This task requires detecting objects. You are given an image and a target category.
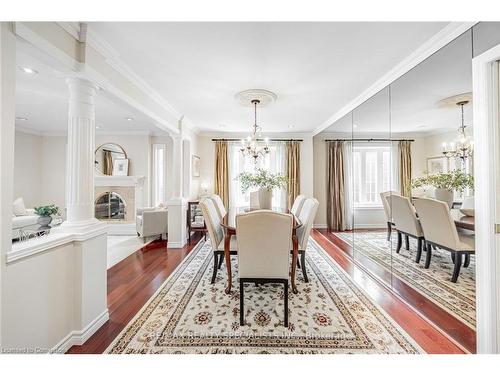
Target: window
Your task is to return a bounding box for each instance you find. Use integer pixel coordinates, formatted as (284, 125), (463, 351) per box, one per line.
(152, 144), (166, 206)
(352, 144), (392, 207)
(229, 142), (286, 208)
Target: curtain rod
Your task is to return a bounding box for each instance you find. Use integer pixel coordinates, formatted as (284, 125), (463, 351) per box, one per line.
(211, 138), (303, 142)
(324, 138), (414, 142)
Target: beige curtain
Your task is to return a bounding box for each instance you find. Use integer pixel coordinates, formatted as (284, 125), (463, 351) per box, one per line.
(103, 150), (113, 176)
(286, 141), (301, 209)
(399, 140), (412, 198)
(327, 141), (345, 231)
(214, 140), (229, 209)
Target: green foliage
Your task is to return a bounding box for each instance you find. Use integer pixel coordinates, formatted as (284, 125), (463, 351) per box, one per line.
(411, 170), (474, 193)
(237, 168), (288, 193)
(34, 204), (60, 217)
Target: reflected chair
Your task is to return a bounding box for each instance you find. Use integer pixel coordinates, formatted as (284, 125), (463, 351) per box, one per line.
(294, 197), (319, 282)
(414, 198), (475, 283)
(391, 195), (425, 263)
(236, 210), (293, 327)
(200, 198), (237, 284)
(380, 191), (399, 241)
(290, 195), (306, 217)
(210, 194), (227, 220)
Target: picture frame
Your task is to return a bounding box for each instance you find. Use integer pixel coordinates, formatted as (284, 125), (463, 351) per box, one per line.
(113, 158), (129, 176)
(192, 155), (200, 177)
(426, 156), (448, 175)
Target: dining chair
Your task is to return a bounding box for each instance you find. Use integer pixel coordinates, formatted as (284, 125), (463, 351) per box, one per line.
(380, 191), (399, 241)
(236, 210), (293, 327)
(391, 195), (424, 263)
(290, 195), (306, 217)
(414, 198), (475, 283)
(210, 194), (227, 220)
(199, 198), (237, 284)
(295, 197), (319, 282)
(249, 191), (260, 208)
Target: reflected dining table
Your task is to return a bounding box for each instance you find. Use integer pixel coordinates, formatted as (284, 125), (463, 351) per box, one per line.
(450, 209), (475, 231)
(221, 207), (302, 295)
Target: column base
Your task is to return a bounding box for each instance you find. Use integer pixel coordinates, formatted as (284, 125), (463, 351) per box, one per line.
(167, 197), (188, 248)
(54, 218), (108, 241)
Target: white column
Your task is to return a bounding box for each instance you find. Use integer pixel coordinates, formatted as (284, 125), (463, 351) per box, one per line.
(61, 77), (103, 232)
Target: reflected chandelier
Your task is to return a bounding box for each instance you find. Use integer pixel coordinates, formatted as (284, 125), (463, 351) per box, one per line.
(442, 100), (474, 162)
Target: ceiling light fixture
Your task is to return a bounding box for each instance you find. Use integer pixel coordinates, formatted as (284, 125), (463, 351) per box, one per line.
(20, 67), (38, 74)
(16, 116), (28, 121)
(240, 99), (270, 163)
(125, 117), (134, 121)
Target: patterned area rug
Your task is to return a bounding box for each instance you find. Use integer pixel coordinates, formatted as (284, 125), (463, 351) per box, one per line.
(334, 232), (476, 329)
(106, 238), (423, 354)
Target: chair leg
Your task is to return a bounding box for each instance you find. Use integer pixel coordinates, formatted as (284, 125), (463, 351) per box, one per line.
(463, 253), (470, 268)
(297, 256), (301, 269)
(217, 252), (224, 269)
(424, 242), (432, 269)
(415, 238), (423, 263)
(301, 251), (309, 283)
(451, 252), (456, 263)
(211, 253), (219, 284)
(405, 235), (410, 250)
(396, 231), (402, 253)
(387, 222), (392, 241)
(451, 253), (463, 283)
(284, 281), (289, 327)
(239, 280), (245, 326)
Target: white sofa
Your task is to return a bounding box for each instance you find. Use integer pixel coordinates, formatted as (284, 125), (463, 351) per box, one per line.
(12, 208), (39, 239)
(136, 207), (168, 243)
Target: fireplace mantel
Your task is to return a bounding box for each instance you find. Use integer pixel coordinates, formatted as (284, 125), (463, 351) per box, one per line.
(94, 175), (145, 187)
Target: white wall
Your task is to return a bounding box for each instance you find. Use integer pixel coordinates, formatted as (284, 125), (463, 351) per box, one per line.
(13, 131), (42, 208)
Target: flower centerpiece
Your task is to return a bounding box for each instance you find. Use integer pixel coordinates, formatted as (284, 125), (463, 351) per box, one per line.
(411, 170), (474, 208)
(34, 204), (60, 228)
(237, 168), (287, 209)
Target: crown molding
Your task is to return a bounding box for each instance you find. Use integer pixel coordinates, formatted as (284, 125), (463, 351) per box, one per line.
(312, 22), (477, 136)
(198, 130), (312, 138)
(57, 22), (81, 41)
(96, 129), (152, 136)
(15, 125), (43, 136)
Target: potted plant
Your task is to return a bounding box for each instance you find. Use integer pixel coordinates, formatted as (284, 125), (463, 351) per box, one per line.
(34, 204), (60, 228)
(411, 170), (474, 208)
(237, 169), (287, 209)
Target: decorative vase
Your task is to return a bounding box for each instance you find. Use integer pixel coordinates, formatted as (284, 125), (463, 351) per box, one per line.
(434, 188), (454, 209)
(37, 215), (52, 228)
(258, 188), (273, 209)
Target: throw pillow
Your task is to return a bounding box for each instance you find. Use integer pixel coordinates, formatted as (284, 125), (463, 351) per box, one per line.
(13, 197), (27, 216)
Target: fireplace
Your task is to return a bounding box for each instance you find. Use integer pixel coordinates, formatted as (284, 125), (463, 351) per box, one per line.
(95, 192), (126, 221)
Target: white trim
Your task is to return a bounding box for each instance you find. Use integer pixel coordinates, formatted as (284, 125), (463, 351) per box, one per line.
(353, 224), (385, 229)
(472, 42), (500, 354)
(51, 309), (109, 353)
(14, 125), (43, 136)
(312, 22), (477, 135)
(106, 223), (136, 236)
(313, 224), (327, 229)
(56, 22), (81, 41)
(94, 175), (146, 187)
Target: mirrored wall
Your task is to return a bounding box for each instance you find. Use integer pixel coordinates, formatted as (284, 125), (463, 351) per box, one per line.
(317, 22), (500, 351)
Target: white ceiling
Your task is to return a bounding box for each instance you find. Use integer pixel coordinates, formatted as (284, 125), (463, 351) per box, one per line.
(88, 22), (450, 134)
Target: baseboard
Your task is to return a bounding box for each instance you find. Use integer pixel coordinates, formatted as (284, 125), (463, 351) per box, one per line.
(52, 309), (109, 353)
(354, 224), (386, 229)
(313, 224), (327, 229)
(107, 223), (136, 235)
(168, 240), (185, 248)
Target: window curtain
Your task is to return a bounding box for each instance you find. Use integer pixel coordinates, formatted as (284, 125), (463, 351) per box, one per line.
(343, 141), (353, 230)
(286, 141), (300, 210)
(327, 141), (346, 231)
(398, 140), (412, 198)
(103, 150), (113, 175)
(214, 140), (229, 209)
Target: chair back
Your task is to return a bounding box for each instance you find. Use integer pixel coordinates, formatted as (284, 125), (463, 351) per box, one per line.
(290, 195), (306, 217)
(199, 198), (224, 250)
(414, 198), (460, 250)
(236, 210), (292, 279)
(249, 191), (260, 208)
(380, 191), (399, 222)
(210, 194), (227, 220)
(297, 198), (319, 250)
(391, 195), (422, 237)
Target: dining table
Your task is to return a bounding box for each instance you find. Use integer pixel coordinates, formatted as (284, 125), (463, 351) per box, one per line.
(450, 209), (475, 231)
(220, 206), (302, 295)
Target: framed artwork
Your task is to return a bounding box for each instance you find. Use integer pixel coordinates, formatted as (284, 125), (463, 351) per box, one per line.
(192, 155), (200, 177)
(113, 158), (129, 176)
(427, 156), (448, 175)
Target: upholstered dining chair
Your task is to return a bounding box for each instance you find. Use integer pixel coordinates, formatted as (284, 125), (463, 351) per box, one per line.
(294, 197), (319, 283)
(414, 198), (475, 283)
(380, 191), (399, 241)
(210, 194), (227, 220)
(290, 194), (306, 217)
(249, 191), (260, 208)
(199, 198), (237, 284)
(236, 210), (293, 327)
(391, 195), (424, 263)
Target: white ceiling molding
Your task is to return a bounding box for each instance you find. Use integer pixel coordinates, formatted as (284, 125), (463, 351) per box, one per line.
(198, 130), (312, 138)
(57, 22), (81, 41)
(15, 125), (43, 136)
(312, 21), (477, 136)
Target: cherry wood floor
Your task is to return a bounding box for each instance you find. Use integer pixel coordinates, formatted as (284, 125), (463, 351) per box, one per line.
(68, 230), (470, 354)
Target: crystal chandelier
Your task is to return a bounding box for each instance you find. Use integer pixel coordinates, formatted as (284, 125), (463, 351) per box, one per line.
(442, 100), (473, 163)
(240, 99), (270, 162)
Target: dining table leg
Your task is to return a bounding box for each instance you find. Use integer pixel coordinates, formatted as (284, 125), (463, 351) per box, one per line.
(291, 233), (299, 294)
(224, 232), (233, 294)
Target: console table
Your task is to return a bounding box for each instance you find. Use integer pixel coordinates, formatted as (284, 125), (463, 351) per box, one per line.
(187, 200), (207, 244)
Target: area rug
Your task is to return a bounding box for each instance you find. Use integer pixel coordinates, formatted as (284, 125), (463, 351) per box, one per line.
(334, 231), (476, 330)
(106, 237), (423, 354)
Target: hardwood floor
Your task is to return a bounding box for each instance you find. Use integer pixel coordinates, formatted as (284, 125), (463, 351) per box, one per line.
(68, 229), (469, 354)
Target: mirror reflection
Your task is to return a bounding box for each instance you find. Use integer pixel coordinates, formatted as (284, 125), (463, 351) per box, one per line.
(95, 143), (127, 176)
